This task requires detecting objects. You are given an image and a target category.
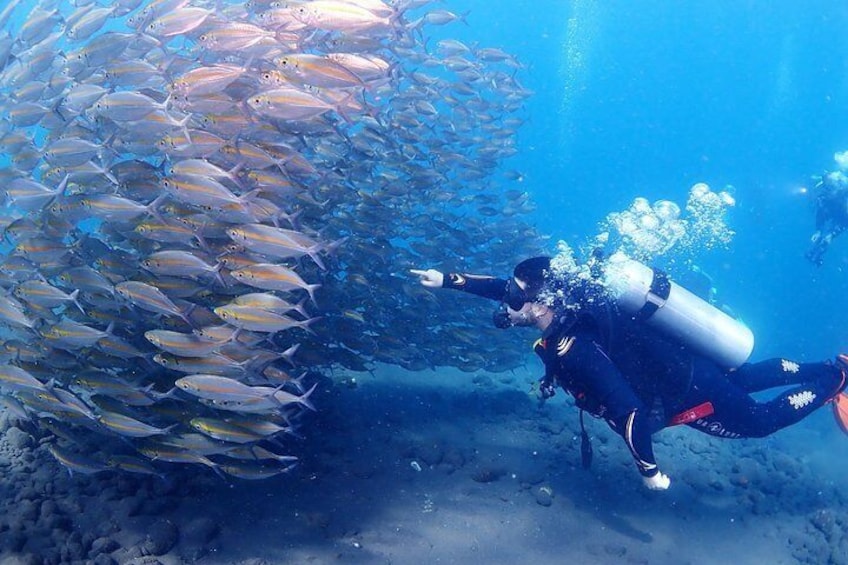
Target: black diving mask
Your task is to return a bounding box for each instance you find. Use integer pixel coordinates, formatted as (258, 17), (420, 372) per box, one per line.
(503, 278), (528, 311)
(494, 278), (530, 329)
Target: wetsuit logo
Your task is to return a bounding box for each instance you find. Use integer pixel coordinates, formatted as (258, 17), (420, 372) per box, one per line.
(693, 418), (742, 439)
(556, 336), (575, 357)
(781, 359), (800, 373)
(788, 390), (816, 410)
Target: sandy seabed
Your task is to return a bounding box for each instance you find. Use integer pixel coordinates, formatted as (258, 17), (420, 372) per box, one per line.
(1, 364), (847, 565)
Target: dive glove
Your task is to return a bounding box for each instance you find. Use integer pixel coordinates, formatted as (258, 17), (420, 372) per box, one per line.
(642, 471), (671, 491)
(410, 269), (444, 288)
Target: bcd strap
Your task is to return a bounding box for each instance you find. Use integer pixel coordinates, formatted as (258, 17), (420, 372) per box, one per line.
(579, 409), (593, 469)
(634, 268), (671, 322)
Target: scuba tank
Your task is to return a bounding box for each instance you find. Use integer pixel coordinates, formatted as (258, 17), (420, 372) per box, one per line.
(605, 258), (754, 369)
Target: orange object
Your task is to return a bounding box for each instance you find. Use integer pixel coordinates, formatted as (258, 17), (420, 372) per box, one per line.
(833, 393), (848, 435)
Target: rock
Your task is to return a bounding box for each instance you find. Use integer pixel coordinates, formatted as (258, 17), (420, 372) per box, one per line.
(417, 442), (444, 467)
(4, 427), (33, 450)
(471, 374), (493, 387)
(182, 517), (219, 546)
(61, 540), (85, 562)
(18, 499), (39, 522)
(17, 487), (38, 502)
(39, 500), (57, 521)
(604, 544), (627, 557)
(115, 495), (143, 518)
(471, 466), (506, 483)
(0, 553), (41, 565)
(535, 486), (554, 507)
(123, 557), (164, 565)
(143, 520), (179, 556)
(90, 536), (121, 555)
(811, 509), (836, 540)
(442, 448), (465, 469)
(5, 530), (27, 552)
(92, 554), (118, 565)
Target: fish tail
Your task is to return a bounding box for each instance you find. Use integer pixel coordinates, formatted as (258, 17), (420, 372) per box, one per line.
(298, 316), (321, 336)
(306, 244), (326, 270)
(294, 297), (310, 320)
(212, 262), (228, 288)
(290, 370), (309, 394)
(69, 289), (86, 316)
(281, 343), (300, 367)
(305, 283), (321, 305)
(297, 381), (318, 411)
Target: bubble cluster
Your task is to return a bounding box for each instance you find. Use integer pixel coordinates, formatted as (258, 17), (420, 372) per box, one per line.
(834, 150), (848, 170)
(547, 183), (736, 305)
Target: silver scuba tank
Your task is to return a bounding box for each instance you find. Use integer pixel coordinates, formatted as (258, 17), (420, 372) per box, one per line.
(605, 258), (754, 369)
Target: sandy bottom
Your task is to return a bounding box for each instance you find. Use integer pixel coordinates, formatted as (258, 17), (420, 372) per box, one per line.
(1, 364), (847, 564)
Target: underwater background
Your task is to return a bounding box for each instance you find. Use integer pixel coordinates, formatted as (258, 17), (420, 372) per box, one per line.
(1, 0), (848, 564)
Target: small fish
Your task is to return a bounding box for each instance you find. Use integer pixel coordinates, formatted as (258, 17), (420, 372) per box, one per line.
(145, 7), (213, 38)
(141, 250), (223, 284)
(229, 263), (320, 303)
(218, 461), (296, 480)
(214, 304), (318, 334)
(115, 281), (192, 325)
(94, 91), (171, 122)
(0, 364), (48, 392)
(98, 410), (176, 438)
(226, 223), (327, 269)
(246, 87), (336, 121)
(47, 444), (108, 476)
(41, 318), (111, 349)
(190, 417), (266, 444)
(171, 64), (246, 97)
(175, 374), (276, 402)
(13, 281), (85, 313)
(144, 329), (228, 357)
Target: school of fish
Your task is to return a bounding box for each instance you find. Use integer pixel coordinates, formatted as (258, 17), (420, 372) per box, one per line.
(0, 0), (543, 479)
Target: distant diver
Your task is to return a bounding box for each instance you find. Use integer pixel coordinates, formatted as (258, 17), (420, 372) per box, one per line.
(806, 170), (848, 266)
(411, 255), (848, 491)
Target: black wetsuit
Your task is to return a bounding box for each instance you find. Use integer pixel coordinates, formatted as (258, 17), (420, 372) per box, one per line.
(443, 272), (847, 479)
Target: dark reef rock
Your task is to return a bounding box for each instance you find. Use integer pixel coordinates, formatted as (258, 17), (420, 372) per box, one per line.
(142, 519), (179, 556)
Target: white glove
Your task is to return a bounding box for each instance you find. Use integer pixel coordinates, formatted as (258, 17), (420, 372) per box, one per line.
(642, 471), (671, 491)
(409, 269), (444, 288)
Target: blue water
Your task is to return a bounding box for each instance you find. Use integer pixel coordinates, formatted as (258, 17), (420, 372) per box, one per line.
(433, 1), (848, 364)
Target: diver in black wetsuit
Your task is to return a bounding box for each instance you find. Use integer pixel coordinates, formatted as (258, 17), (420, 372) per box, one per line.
(411, 257), (848, 491)
(807, 171), (848, 266)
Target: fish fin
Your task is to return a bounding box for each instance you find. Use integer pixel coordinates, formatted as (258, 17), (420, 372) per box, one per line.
(69, 289), (86, 315)
(296, 382), (318, 412)
(305, 283), (321, 306)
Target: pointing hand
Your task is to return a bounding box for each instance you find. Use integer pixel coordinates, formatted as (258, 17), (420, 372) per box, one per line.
(410, 269), (444, 288)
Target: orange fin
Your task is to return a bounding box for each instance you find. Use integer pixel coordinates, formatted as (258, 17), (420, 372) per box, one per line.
(833, 393), (848, 436)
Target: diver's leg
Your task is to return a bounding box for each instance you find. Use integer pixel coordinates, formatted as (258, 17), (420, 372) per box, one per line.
(698, 365), (846, 438)
(732, 359), (843, 394)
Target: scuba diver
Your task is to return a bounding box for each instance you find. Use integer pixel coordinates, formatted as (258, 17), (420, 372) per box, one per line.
(806, 170), (848, 266)
(411, 256), (848, 491)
